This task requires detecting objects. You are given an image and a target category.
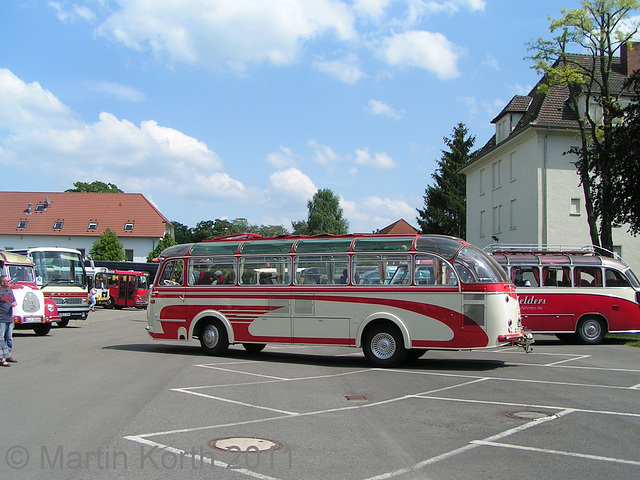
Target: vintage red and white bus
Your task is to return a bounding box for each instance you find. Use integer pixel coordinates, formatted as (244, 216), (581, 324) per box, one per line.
(489, 245), (640, 344)
(105, 269), (150, 309)
(147, 234), (532, 366)
(0, 251), (58, 336)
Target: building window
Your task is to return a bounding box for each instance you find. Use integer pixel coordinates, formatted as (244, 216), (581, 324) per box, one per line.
(509, 152), (516, 182)
(124, 222), (134, 231)
(510, 199), (516, 230)
(480, 210), (485, 238)
(88, 222), (98, 230)
(17, 221), (28, 229)
(492, 160), (501, 189)
(570, 198), (581, 216)
(35, 204), (46, 212)
(492, 205), (502, 234)
(53, 221), (63, 230)
(125, 249), (134, 261)
(479, 168), (485, 196)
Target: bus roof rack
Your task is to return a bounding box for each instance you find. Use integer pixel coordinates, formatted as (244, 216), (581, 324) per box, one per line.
(484, 243), (627, 266)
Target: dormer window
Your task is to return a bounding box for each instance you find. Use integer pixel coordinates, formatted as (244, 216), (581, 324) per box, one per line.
(35, 204), (46, 212)
(88, 222), (98, 230)
(53, 221), (63, 230)
(17, 221), (27, 229)
(124, 222), (134, 231)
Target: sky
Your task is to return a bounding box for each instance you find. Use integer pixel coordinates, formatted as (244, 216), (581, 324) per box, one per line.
(0, 0), (615, 234)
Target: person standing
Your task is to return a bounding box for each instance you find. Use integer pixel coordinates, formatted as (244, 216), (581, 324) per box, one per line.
(0, 274), (18, 364)
(88, 284), (97, 312)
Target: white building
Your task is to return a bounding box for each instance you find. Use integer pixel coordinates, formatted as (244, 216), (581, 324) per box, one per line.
(460, 43), (640, 274)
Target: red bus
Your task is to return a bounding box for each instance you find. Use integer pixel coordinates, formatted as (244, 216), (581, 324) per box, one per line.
(147, 234), (532, 366)
(490, 245), (640, 344)
(105, 270), (150, 309)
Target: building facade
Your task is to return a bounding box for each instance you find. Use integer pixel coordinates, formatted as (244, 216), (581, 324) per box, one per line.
(460, 43), (640, 273)
(0, 192), (172, 262)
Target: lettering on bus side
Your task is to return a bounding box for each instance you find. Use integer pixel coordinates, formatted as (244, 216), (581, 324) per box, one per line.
(519, 296), (547, 305)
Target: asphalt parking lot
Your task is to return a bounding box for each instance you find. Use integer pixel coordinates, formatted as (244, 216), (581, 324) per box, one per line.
(3, 308), (640, 479)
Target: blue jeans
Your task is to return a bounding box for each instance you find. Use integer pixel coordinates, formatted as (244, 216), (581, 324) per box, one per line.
(0, 322), (13, 354)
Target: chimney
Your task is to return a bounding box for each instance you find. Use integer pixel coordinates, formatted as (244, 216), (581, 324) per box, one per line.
(621, 42), (640, 76)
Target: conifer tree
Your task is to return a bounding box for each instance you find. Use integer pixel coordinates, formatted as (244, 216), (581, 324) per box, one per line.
(417, 123), (475, 238)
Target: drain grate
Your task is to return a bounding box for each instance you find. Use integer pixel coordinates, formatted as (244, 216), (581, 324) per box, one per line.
(346, 395), (368, 401)
(208, 437), (282, 453)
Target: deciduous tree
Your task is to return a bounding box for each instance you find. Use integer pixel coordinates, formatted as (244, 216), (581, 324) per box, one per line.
(90, 228), (125, 261)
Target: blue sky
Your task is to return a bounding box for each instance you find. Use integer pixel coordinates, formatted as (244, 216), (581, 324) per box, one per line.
(0, 0), (607, 233)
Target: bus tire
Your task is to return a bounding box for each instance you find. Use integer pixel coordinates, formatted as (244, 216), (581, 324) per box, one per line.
(57, 319), (69, 328)
(576, 316), (606, 345)
(33, 324), (51, 336)
(242, 343), (266, 353)
(107, 298), (116, 309)
(199, 320), (229, 356)
(363, 323), (407, 367)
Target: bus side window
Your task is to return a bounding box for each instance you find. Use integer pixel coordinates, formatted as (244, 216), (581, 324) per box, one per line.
(543, 267), (570, 287)
(512, 266), (540, 287)
(605, 269), (631, 288)
(575, 267), (602, 287)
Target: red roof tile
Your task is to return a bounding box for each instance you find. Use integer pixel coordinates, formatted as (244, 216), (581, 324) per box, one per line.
(0, 192), (170, 238)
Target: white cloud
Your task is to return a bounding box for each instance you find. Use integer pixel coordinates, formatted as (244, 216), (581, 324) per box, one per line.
(353, 0), (391, 20)
(308, 139), (341, 165)
(313, 54), (367, 83)
(0, 68), (79, 131)
(96, 0), (355, 71)
(265, 146), (297, 169)
(341, 195), (415, 233)
(354, 147), (397, 169)
(49, 2), (96, 24)
(379, 30), (462, 79)
(0, 68), (250, 206)
(482, 54), (499, 70)
(269, 168), (317, 200)
(367, 99), (404, 119)
(89, 81), (146, 102)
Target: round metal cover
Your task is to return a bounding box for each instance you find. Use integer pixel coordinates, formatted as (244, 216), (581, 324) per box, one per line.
(208, 437), (282, 453)
(501, 410), (552, 420)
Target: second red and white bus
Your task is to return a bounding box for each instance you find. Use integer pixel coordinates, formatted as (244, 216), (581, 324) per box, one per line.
(147, 234), (532, 366)
(489, 245), (640, 344)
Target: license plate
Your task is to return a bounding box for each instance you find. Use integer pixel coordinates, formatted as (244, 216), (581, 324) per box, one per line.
(60, 312), (71, 317)
(24, 316), (44, 324)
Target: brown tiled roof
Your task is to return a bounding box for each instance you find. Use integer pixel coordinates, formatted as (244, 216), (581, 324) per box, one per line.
(470, 52), (634, 165)
(378, 219), (419, 235)
(0, 192), (170, 238)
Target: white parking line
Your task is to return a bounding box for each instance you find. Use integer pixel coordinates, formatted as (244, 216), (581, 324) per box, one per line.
(473, 440), (640, 466)
(361, 409), (575, 480)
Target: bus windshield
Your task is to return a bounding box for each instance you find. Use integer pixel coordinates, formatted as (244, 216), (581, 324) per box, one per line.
(32, 251), (87, 289)
(454, 245), (507, 284)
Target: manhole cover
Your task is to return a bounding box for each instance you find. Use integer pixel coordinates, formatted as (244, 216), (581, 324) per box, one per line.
(501, 410), (553, 420)
(208, 437), (282, 453)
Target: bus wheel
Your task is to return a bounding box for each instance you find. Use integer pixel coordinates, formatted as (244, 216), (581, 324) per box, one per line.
(199, 320), (229, 356)
(576, 317), (606, 345)
(57, 319), (69, 328)
(242, 343), (266, 353)
(107, 298), (116, 309)
(33, 324), (51, 336)
(363, 323), (406, 367)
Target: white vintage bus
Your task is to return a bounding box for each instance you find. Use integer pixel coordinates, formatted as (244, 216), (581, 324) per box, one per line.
(489, 245), (640, 344)
(147, 234), (531, 366)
